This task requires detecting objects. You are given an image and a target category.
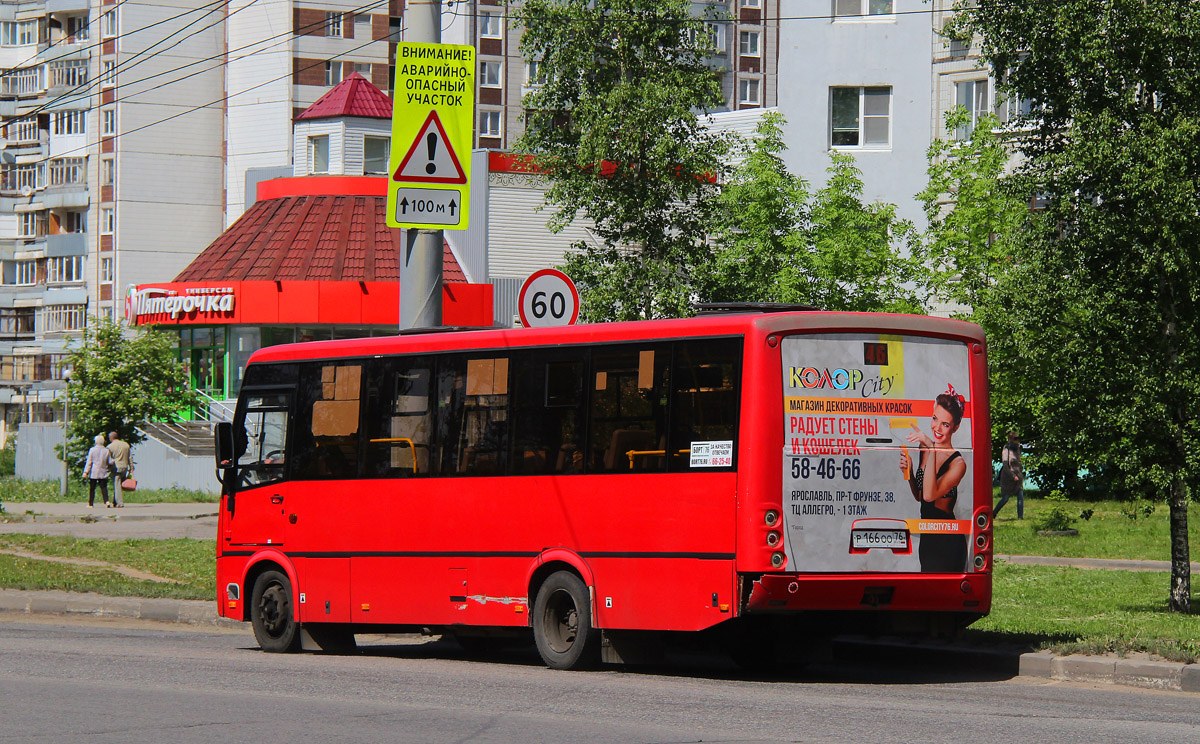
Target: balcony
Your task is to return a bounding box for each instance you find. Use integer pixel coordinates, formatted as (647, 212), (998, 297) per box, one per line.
(45, 233), (86, 257)
(47, 0), (90, 13)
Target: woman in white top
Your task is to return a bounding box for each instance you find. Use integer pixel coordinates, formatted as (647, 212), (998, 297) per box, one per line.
(83, 434), (114, 508)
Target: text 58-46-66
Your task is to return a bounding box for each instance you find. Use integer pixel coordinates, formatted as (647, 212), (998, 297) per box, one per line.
(791, 457), (860, 480)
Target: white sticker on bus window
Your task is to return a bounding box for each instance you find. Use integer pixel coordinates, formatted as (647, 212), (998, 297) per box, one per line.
(690, 440), (733, 468)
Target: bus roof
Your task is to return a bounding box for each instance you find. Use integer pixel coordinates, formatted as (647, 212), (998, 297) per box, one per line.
(247, 311), (985, 365)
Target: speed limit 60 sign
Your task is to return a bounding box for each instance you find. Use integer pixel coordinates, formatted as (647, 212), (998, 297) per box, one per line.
(518, 269), (579, 327)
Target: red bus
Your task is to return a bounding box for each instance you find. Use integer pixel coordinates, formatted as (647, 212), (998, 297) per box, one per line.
(214, 309), (992, 669)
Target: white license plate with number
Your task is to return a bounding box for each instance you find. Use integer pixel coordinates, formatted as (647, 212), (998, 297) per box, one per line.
(852, 529), (908, 550)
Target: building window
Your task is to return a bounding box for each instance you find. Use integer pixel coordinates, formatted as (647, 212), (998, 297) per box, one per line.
(101, 256), (113, 283)
(102, 59), (115, 88)
(834, 0), (893, 16)
(479, 110), (501, 138)
(354, 62), (372, 77)
(326, 11), (342, 37)
(480, 11), (502, 38)
(480, 60), (502, 87)
(49, 60), (88, 88)
(0, 308), (36, 337)
(102, 11), (117, 39)
(739, 30), (759, 56)
(43, 305), (86, 333)
(102, 108), (116, 135)
(5, 163), (43, 192)
(996, 90), (1034, 128)
(741, 0), (761, 6)
(1, 20), (38, 46)
(67, 15), (89, 42)
(308, 135), (330, 174)
(955, 79), (988, 140)
(9, 260), (37, 285)
(739, 78), (760, 105)
(830, 86), (891, 148)
(101, 207), (115, 234)
(324, 60), (343, 87)
(526, 60), (546, 87)
(8, 118), (38, 142)
(364, 136), (389, 175)
(1, 66), (40, 95)
(49, 158), (86, 186)
(63, 210), (86, 233)
(101, 157), (114, 186)
(52, 110), (85, 135)
(47, 256), (84, 284)
(17, 211), (45, 238)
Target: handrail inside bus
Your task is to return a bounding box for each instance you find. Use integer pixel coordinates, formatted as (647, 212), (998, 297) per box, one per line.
(368, 437), (418, 474)
(626, 449), (691, 469)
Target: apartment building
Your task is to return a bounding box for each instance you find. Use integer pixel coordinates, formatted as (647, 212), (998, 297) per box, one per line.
(0, 0), (404, 435)
(441, 0), (780, 150)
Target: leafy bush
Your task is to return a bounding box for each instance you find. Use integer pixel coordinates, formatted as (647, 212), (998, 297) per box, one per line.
(1034, 489), (1078, 532)
(0, 435), (14, 477)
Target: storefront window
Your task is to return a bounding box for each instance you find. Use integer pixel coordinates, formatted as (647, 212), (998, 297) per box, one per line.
(177, 326), (227, 401)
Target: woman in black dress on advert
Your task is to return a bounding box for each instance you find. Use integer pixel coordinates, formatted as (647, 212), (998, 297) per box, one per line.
(898, 387), (968, 572)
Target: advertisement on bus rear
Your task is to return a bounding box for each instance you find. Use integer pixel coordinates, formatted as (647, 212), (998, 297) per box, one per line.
(780, 333), (974, 573)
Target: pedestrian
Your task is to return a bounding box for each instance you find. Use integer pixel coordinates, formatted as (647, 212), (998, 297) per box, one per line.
(993, 431), (1024, 519)
(107, 431), (131, 508)
(83, 434), (114, 508)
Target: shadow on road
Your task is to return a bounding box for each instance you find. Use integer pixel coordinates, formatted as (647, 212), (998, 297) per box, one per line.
(249, 633), (1024, 686)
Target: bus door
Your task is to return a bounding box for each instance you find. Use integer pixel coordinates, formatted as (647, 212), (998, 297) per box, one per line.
(226, 389), (293, 547)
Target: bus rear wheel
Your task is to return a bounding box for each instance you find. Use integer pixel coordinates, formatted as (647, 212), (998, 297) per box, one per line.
(251, 569), (300, 653)
(533, 571), (599, 670)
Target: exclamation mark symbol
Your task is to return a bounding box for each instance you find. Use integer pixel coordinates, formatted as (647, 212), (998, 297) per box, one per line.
(425, 133), (437, 175)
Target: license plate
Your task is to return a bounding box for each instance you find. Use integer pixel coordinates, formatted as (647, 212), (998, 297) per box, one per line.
(851, 529), (908, 550)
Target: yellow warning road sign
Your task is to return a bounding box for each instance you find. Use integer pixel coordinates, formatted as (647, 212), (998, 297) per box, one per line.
(387, 42), (475, 230)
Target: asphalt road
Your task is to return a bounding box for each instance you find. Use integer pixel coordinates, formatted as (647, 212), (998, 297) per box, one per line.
(2, 614), (1198, 744)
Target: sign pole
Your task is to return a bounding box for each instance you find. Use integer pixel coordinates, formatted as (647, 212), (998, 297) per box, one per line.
(399, 0), (443, 330)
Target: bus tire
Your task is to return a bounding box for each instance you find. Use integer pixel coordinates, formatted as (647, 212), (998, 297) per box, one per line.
(532, 571), (599, 670)
(251, 569), (301, 653)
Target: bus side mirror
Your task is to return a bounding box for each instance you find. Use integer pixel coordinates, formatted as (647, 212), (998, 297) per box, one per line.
(215, 422), (234, 469)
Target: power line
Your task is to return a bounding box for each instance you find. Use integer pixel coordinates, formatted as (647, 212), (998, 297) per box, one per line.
(2, 0), (393, 129)
(47, 32), (400, 161)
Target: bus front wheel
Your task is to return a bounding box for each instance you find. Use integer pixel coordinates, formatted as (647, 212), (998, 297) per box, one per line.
(251, 569), (300, 653)
(532, 571), (599, 670)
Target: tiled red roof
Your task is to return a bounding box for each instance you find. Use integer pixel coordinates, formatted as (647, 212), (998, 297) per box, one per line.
(294, 72), (393, 121)
(174, 194), (467, 283)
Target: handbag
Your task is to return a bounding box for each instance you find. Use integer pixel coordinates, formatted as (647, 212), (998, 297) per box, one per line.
(121, 478), (137, 492)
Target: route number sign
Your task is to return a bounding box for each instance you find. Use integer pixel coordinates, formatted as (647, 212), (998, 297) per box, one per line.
(387, 42), (475, 230)
(518, 269), (580, 328)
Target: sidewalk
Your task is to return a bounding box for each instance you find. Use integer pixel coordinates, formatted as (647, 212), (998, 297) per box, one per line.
(0, 501), (218, 539)
(996, 553), (1200, 574)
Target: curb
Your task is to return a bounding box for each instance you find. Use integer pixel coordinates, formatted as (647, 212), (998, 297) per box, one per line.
(1019, 650), (1200, 692)
(0, 589), (239, 628)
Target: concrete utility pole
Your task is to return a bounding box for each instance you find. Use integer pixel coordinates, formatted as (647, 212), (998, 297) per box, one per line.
(398, 0), (444, 330)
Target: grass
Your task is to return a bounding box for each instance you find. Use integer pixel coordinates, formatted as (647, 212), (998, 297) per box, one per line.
(992, 496), (1200, 561)
(0, 477), (217, 503)
(0, 534), (214, 600)
(969, 561), (1200, 662)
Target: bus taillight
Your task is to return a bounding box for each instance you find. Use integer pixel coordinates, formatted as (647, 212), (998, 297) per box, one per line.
(764, 510), (779, 526)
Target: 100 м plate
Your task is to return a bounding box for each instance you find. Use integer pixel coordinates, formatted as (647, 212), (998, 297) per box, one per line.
(393, 188), (464, 226)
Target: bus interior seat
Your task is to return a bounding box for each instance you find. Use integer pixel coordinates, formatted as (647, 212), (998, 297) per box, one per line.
(604, 428), (656, 471)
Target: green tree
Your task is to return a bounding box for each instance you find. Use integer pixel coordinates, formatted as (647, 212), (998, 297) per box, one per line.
(916, 109), (1027, 315)
(700, 111), (921, 313)
(511, 0), (729, 321)
(964, 0), (1200, 612)
(63, 316), (198, 472)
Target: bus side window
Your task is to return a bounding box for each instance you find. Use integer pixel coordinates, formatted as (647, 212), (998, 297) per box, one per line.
(363, 358), (433, 477)
(510, 350), (585, 475)
(457, 355), (510, 476)
(292, 363), (362, 480)
(589, 345), (669, 473)
(669, 339), (741, 471)
(235, 392), (290, 487)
